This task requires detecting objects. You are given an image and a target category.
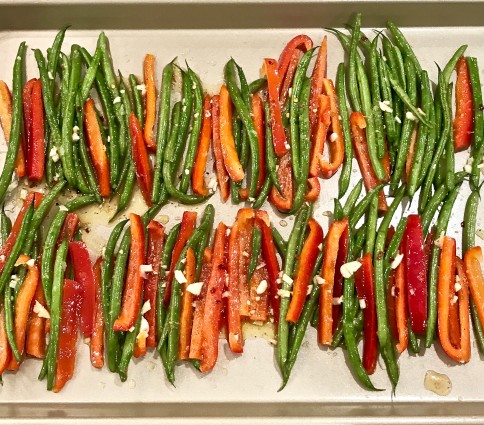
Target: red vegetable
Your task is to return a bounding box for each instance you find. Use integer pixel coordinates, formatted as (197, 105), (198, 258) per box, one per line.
(26, 281), (47, 359)
(304, 177), (321, 202)
(211, 95), (230, 202)
(309, 35), (328, 134)
(309, 94), (331, 177)
(178, 247), (196, 359)
(56, 213), (79, 249)
(464, 247), (484, 329)
(113, 213), (145, 332)
(403, 215), (427, 335)
(332, 226), (349, 333)
(236, 208), (254, 318)
(90, 257), (104, 368)
(269, 152), (293, 212)
(394, 259), (408, 354)
(27, 79), (45, 181)
(453, 56), (474, 152)
(249, 261), (269, 322)
(143, 54), (157, 151)
(192, 95), (212, 196)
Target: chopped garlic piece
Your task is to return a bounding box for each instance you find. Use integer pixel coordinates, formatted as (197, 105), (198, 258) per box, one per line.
(140, 264), (153, 279)
(141, 300), (151, 315)
(359, 298), (367, 309)
(20, 189), (28, 200)
(340, 261), (362, 278)
(395, 116), (402, 124)
(33, 301), (50, 319)
(434, 232), (445, 248)
(113, 96), (121, 104)
(379, 101), (393, 113)
(59, 205), (68, 212)
(174, 269), (187, 284)
(464, 164), (473, 173)
(282, 273), (293, 285)
(313, 275), (326, 286)
(277, 289), (291, 298)
(186, 281), (204, 296)
(137, 317), (149, 340)
(136, 84), (146, 95)
(26, 258), (35, 267)
(329, 132), (339, 142)
(306, 285), (313, 295)
(332, 296), (344, 305)
(256, 279), (268, 294)
(454, 282), (462, 292)
(406, 111), (417, 121)
(391, 253), (404, 269)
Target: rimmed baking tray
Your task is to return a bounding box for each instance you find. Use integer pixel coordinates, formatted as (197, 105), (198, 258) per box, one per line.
(0, 1), (483, 423)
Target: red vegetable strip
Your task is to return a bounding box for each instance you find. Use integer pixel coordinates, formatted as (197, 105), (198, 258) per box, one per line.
(251, 93), (266, 193)
(249, 262), (269, 322)
(178, 247), (196, 360)
(227, 221), (243, 353)
(269, 152), (293, 212)
(56, 213), (79, 250)
(465, 247), (484, 330)
(453, 56), (474, 152)
(394, 259), (408, 354)
(28, 79), (45, 181)
(130, 112), (153, 206)
(26, 280), (47, 359)
(90, 257), (104, 368)
(192, 95), (212, 196)
(304, 177), (321, 202)
(211, 95), (230, 202)
(113, 213), (145, 331)
(236, 208), (254, 318)
(332, 226), (349, 333)
(22, 79), (35, 164)
(309, 35), (328, 134)
(279, 50), (300, 108)
(143, 54), (157, 151)
(286, 218), (323, 323)
(309, 94), (331, 177)
(164, 211), (197, 306)
(200, 223), (228, 373)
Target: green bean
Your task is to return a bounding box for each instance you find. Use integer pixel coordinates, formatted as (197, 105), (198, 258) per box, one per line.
(118, 310), (141, 382)
(129, 74), (144, 128)
(334, 198), (345, 221)
(463, 190), (479, 253)
(0, 205), (12, 243)
(471, 301), (484, 354)
(111, 156), (136, 221)
(348, 14), (362, 112)
(378, 52), (398, 150)
(365, 195), (379, 255)
(342, 179), (363, 217)
(271, 226), (287, 261)
(442, 45), (468, 84)
(425, 183), (462, 347)
(352, 222), (368, 258)
(71, 136), (91, 195)
(373, 185), (405, 349)
(152, 61), (175, 204)
(224, 59), (261, 198)
(230, 116), (242, 204)
(194, 205), (215, 280)
(349, 183), (385, 229)
(180, 68), (204, 193)
(247, 226), (262, 283)
(80, 46), (102, 102)
(390, 58), (417, 192)
(385, 217), (408, 263)
(47, 26), (68, 96)
(117, 73), (133, 160)
(4, 285), (18, 361)
(65, 194), (97, 211)
(407, 317), (419, 353)
(264, 103), (282, 194)
(386, 21), (422, 77)
(252, 177), (271, 209)
(336, 63), (354, 199)
(369, 39), (386, 159)
(248, 78), (266, 94)
(0, 43), (25, 204)
(277, 205), (309, 369)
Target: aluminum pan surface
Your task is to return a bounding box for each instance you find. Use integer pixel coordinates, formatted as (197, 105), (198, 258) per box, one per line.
(0, 2), (484, 423)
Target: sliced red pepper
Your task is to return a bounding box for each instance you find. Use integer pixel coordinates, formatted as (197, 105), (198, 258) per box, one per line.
(130, 112), (153, 207)
(178, 247), (196, 359)
(200, 222), (228, 373)
(189, 247), (212, 360)
(53, 279), (81, 393)
(211, 95), (230, 202)
(263, 58), (288, 157)
(319, 79), (345, 179)
(394, 259), (409, 353)
(249, 262), (269, 322)
(453, 56), (474, 152)
(350, 112), (389, 213)
(26, 279), (47, 359)
(318, 217), (348, 345)
(279, 50), (300, 108)
(219, 84), (244, 182)
(269, 152), (294, 212)
(309, 94), (331, 177)
(305, 177), (321, 202)
(0, 192), (43, 275)
(332, 226), (349, 333)
(236, 208), (254, 318)
(438, 237), (471, 363)
(90, 257), (104, 368)
(251, 93), (266, 193)
(56, 213), (79, 250)
(227, 220), (243, 353)
(28, 79), (45, 182)
(0, 80), (26, 177)
(403, 214), (427, 335)
(192, 95), (212, 196)
(144, 220), (165, 347)
(164, 211), (197, 306)
(6, 255), (39, 370)
(287, 218), (323, 323)
(465, 247), (484, 329)
(143, 54), (157, 151)
(113, 213), (145, 331)
(309, 35), (328, 134)
(354, 252), (379, 374)
(0, 298), (12, 374)
(69, 241), (96, 337)
(84, 98), (111, 197)
(255, 211), (281, 324)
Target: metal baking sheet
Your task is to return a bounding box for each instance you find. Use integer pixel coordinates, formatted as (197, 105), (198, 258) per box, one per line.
(0, 1), (484, 423)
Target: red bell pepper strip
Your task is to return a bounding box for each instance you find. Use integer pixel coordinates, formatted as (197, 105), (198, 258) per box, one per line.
(305, 177), (321, 202)
(318, 217), (348, 345)
(438, 237), (471, 363)
(53, 279), (81, 393)
(130, 112), (153, 207)
(164, 211), (197, 306)
(22, 79), (35, 172)
(309, 94), (331, 177)
(0, 80), (26, 177)
(332, 225), (349, 333)
(69, 241), (95, 337)
(453, 56), (474, 152)
(251, 93), (266, 193)
(319, 79), (345, 179)
(255, 211), (281, 324)
(309, 36), (328, 134)
(56, 213), (79, 250)
(287, 218), (323, 323)
(354, 252), (378, 374)
(263, 58), (288, 157)
(192, 95), (212, 196)
(403, 214), (427, 335)
(236, 208), (254, 318)
(0, 192), (43, 275)
(227, 220), (244, 353)
(0, 298), (12, 374)
(219, 84), (244, 182)
(394, 259), (409, 354)
(113, 213), (145, 331)
(27, 79), (45, 181)
(200, 222), (228, 373)
(279, 50), (300, 108)
(465, 247), (484, 328)
(189, 247), (212, 360)
(84, 98), (111, 197)
(249, 262), (269, 322)
(26, 280), (47, 359)
(269, 152), (294, 212)
(7, 254), (39, 371)
(143, 54), (157, 151)
(90, 257), (104, 368)
(350, 112), (389, 213)
(178, 247), (196, 359)
(211, 95), (230, 202)
(144, 220), (164, 347)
